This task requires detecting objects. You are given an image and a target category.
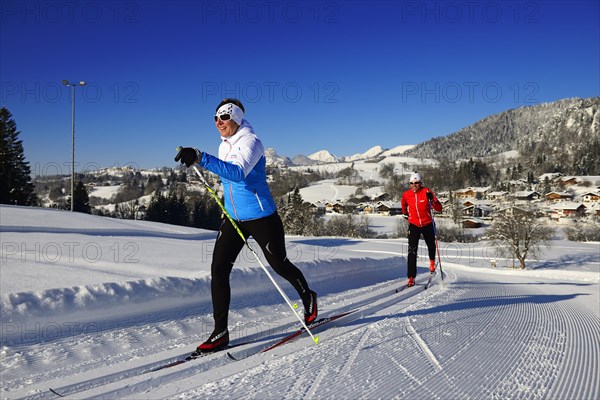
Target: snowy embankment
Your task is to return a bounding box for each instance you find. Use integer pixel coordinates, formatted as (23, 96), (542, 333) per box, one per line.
(1, 205), (599, 399)
(0, 206), (400, 327)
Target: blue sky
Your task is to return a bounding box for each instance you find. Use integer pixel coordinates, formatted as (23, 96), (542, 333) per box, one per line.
(1, 0), (598, 173)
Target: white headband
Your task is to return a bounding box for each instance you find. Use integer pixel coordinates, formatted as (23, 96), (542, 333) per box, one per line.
(216, 103), (244, 125)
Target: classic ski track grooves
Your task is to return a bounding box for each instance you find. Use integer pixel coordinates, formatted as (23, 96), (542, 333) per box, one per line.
(403, 316), (442, 372)
(546, 293), (600, 400)
(304, 363), (329, 399)
(30, 277), (429, 399)
(145, 278), (437, 399)
(338, 327), (371, 377)
(8, 267), (600, 400)
(143, 280), (433, 399)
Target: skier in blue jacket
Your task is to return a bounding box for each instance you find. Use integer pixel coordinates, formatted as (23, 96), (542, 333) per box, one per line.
(175, 98), (317, 353)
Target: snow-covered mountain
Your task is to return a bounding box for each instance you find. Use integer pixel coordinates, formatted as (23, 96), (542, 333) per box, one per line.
(277, 96), (599, 174)
(382, 144), (415, 156)
(307, 149), (339, 163)
(344, 145), (385, 162)
(264, 147), (294, 167)
(267, 145), (417, 167)
(404, 96), (600, 175)
(291, 154), (320, 165)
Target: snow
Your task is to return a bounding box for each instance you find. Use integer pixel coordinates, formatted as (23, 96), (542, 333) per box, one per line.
(1, 205), (599, 399)
(89, 185), (122, 200)
(307, 150), (339, 164)
(298, 179), (360, 203)
(381, 144), (415, 156)
(495, 149), (520, 159)
(344, 146), (384, 161)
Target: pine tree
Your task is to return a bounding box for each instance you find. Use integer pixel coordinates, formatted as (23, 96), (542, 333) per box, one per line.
(189, 192), (221, 230)
(281, 187), (306, 235)
(0, 107), (37, 205)
(166, 190), (188, 226)
(145, 188), (189, 226)
(72, 181), (91, 213)
(145, 190), (168, 223)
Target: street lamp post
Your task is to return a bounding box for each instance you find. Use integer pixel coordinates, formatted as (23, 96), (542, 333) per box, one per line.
(62, 80), (86, 211)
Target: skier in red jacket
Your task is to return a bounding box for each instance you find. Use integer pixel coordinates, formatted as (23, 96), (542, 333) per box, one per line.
(400, 173), (443, 287)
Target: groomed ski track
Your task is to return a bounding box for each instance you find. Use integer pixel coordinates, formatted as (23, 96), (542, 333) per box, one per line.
(5, 262), (599, 400)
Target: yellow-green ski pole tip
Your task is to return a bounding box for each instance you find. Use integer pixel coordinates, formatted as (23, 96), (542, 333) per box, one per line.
(314, 336), (319, 344)
(293, 303), (298, 309)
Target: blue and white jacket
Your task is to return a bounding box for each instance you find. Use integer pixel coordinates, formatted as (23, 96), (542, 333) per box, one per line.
(199, 120), (277, 221)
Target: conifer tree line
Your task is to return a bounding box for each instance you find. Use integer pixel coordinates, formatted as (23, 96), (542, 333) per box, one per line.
(0, 107), (37, 206)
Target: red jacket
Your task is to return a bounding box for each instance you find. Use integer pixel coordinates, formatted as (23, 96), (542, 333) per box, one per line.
(401, 187), (442, 227)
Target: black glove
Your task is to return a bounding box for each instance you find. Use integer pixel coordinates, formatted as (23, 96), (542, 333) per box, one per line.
(402, 213), (408, 220)
(175, 147), (201, 167)
(426, 191), (434, 201)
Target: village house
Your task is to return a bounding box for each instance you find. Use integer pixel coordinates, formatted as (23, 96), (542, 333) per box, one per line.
(454, 187), (491, 199)
(461, 200), (476, 208)
(454, 188), (476, 198)
(513, 191), (542, 201)
(462, 204), (494, 218)
(376, 201), (402, 216)
(548, 202), (587, 220)
(325, 201), (346, 214)
(558, 176), (579, 186)
(486, 191), (509, 201)
(462, 218), (483, 229)
(461, 199), (494, 208)
(581, 192), (600, 203)
(307, 201), (326, 215)
(545, 191), (574, 202)
(357, 202), (376, 214)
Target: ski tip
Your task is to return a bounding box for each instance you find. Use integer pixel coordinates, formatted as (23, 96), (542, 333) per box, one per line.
(226, 352), (238, 361)
(49, 388), (65, 397)
(314, 336), (320, 345)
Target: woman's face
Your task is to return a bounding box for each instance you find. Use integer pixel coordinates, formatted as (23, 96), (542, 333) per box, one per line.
(215, 116), (239, 138)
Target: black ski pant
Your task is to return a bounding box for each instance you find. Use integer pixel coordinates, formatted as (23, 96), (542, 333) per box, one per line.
(407, 222), (437, 278)
(210, 212), (311, 332)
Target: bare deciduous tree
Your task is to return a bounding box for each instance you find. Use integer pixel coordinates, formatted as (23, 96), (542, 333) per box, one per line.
(486, 206), (554, 269)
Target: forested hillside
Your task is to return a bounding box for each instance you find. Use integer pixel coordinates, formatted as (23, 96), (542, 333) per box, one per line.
(405, 97), (600, 175)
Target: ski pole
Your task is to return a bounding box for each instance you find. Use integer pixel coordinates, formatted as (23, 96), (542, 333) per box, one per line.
(429, 199), (445, 287)
(184, 157), (318, 345)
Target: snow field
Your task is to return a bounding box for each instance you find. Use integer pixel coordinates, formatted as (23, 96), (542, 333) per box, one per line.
(0, 205), (599, 399)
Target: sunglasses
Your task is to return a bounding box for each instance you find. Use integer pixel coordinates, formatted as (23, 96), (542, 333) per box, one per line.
(409, 181), (421, 185)
(214, 113), (232, 122)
